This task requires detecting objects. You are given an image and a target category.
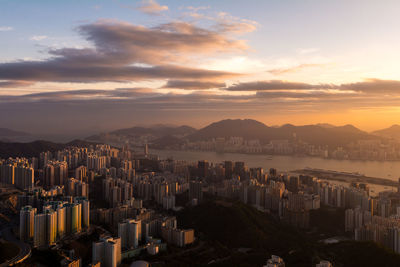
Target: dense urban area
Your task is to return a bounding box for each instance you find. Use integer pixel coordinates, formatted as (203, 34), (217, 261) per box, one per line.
(1, 141), (400, 267)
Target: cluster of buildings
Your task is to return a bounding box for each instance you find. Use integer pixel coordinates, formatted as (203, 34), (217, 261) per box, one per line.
(189, 159), (396, 231)
(0, 157), (34, 189)
(91, 212), (193, 267)
(19, 196), (89, 247)
(5, 140), (398, 266)
(189, 160), (322, 228)
(3, 144), (196, 267)
(181, 136), (400, 161)
(341, 140), (400, 161)
(345, 182), (400, 253)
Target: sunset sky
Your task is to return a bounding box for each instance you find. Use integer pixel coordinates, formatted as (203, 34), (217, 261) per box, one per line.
(1, 0), (400, 136)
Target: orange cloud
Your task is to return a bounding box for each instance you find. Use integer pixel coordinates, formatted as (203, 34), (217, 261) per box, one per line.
(268, 63), (326, 75)
(137, 0), (168, 15)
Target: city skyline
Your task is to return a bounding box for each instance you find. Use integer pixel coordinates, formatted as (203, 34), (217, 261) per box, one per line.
(2, 141), (400, 266)
(2, 0), (400, 135)
(3, 2), (400, 266)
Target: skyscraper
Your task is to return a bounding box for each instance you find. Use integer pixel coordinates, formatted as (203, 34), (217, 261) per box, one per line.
(118, 219), (140, 249)
(19, 205), (36, 242)
(224, 161), (233, 179)
(92, 237), (121, 267)
(234, 161), (246, 179)
(65, 203), (82, 234)
(33, 210), (57, 247)
(197, 160), (209, 178)
(74, 197), (90, 228)
(44, 164), (54, 188)
(75, 165), (87, 181)
(189, 180), (203, 202)
(289, 176), (300, 193)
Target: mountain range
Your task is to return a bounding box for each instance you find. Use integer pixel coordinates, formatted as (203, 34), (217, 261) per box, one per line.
(0, 139), (97, 158)
(85, 119), (400, 148)
(2, 120), (400, 154)
(187, 119), (378, 147)
(372, 125), (400, 141)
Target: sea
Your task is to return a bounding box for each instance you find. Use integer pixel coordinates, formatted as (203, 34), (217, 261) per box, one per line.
(150, 149), (400, 196)
(150, 149), (400, 181)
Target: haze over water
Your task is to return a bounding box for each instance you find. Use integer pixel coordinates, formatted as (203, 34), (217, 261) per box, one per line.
(151, 149), (400, 180)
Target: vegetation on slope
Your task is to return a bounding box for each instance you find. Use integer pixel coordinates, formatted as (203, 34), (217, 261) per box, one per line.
(0, 139), (97, 158)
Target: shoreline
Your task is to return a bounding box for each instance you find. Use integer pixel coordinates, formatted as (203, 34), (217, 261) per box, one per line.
(293, 169), (398, 187)
(149, 147), (400, 163)
(150, 148), (400, 181)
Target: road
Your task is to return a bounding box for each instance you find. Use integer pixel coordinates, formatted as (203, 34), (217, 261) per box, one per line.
(0, 227), (31, 266)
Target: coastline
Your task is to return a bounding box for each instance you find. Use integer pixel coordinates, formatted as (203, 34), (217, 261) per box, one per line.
(292, 169), (398, 187)
(150, 148), (400, 181)
(150, 147), (400, 163)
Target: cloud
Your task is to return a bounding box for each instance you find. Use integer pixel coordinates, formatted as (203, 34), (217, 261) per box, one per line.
(0, 84), (361, 105)
(224, 78), (400, 94)
(0, 88), (159, 103)
(0, 80), (34, 88)
(187, 12), (258, 34)
(184, 6), (210, 12)
(137, 0), (168, 15)
(268, 63), (326, 75)
(297, 48), (319, 55)
(0, 62), (237, 83)
(0, 26), (13, 31)
(255, 90), (355, 99)
(179, 9), (258, 34)
(340, 79), (400, 93)
(30, 35), (48, 41)
(76, 20), (246, 65)
(0, 20), (244, 84)
(162, 80), (225, 90)
(216, 21), (257, 34)
(1, 83), (400, 135)
(215, 12), (258, 34)
(224, 80), (335, 91)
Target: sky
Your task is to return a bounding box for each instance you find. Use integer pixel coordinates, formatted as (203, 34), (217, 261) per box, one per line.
(1, 0), (400, 137)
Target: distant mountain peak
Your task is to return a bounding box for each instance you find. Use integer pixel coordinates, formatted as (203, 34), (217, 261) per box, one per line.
(281, 123), (295, 128)
(316, 123), (336, 128)
(372, 124), (400, 140)
(87, 118), (383, 148)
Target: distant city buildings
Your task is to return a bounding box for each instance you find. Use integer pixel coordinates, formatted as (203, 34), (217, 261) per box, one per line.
(175, 136), (400, 161)
(0, 158), (34, 189)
